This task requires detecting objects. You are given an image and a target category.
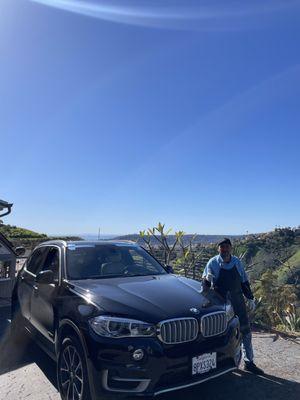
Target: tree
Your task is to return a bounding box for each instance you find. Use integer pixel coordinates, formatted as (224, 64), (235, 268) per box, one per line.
(139, 222), (183, 265)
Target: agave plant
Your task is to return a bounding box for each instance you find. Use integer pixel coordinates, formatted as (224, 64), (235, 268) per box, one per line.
(283, 303), (300, 332)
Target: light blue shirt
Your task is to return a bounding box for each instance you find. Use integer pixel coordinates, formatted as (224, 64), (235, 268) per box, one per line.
(202, 255), (249, 284)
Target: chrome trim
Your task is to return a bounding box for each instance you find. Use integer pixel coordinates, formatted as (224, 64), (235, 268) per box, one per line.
(200, 311), (227, 338)
(102, 370), (151, 393)
(23, 269), (36, 277)
(153, 367), (237, 396)
(112, 377), (150, 382)
(158, 317), (199, 344)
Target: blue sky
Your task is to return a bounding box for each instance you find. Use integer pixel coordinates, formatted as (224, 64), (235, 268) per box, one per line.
(1, 0), (300, 236)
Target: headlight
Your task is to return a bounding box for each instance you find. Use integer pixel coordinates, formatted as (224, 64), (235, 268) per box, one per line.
(89, 316), (157, 338)
(225, 302), (235, 322)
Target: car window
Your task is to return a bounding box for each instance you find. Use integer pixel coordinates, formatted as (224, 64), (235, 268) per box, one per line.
(66, 244), (167, 280)
(40, 247), (60, 280)
(128, 248), (161, 274)
(26, 247), (48, 274)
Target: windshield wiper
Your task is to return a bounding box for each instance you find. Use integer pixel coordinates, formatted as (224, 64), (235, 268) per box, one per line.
(124, 272), (165, 277)
(76, 272), (166, 279)
(80, 274), (126, 279)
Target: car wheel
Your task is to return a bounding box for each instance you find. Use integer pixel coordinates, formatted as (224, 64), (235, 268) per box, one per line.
(57, 334), (92, 400)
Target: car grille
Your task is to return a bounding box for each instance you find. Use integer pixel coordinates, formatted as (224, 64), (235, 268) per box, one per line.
(158, 318), (199, 344)
(200, 311), (227, 337)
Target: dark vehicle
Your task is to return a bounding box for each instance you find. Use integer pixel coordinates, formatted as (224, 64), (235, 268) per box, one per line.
(12, 240), (241, 400)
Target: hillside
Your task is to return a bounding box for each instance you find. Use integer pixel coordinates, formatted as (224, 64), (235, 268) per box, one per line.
(0, 224), (47, 240)
(0, 224), (82, 250)
(233, 228), (300, 285)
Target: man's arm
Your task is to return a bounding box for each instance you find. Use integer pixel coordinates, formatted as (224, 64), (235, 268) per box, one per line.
(241, 281), (254, 300)
(202, 260), (215, 290)
(238, 259), (254, 300)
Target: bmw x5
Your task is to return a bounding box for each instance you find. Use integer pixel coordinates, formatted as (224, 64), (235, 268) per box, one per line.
(11, 240), (242, 400)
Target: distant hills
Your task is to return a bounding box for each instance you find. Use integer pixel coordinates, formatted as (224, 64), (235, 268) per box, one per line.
(79, 234), (117, 241)
(113, 234), (245, 246)
(0, 224), (246, 248)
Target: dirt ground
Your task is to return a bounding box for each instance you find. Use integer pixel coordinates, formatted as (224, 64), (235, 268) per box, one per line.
(0, 306), (299, 400)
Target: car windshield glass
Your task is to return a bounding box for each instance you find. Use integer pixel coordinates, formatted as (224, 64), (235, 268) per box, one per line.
(66, 244), (167, 280)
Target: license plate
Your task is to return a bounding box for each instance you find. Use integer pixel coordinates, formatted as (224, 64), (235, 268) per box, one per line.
(192, 352), (217, 375)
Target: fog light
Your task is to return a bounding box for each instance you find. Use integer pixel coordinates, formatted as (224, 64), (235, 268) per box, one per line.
(132, 349), (144, 361)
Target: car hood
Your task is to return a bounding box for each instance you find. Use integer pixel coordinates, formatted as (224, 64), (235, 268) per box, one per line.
(70, 274), (225, 323)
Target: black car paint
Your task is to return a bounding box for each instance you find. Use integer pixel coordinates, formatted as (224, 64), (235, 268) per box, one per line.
(12, 241), (242, 399)
(69, 274), (225, 322)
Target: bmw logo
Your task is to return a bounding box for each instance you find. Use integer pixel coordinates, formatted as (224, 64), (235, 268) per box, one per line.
(190, 307), (200, 314)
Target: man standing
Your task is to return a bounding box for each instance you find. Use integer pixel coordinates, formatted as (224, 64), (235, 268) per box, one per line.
(202, 238), (263, 374)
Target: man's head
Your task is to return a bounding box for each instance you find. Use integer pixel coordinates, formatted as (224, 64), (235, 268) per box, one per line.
(218, 238), (232, 258)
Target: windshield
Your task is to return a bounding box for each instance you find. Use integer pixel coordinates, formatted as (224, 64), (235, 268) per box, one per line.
(66, 244), (167, 280)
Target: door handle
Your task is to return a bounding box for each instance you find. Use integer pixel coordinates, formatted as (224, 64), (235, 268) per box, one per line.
(33, 285), (38, 292)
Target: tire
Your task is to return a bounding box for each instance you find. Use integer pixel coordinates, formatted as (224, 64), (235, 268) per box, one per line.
(57, 334), (92, 400)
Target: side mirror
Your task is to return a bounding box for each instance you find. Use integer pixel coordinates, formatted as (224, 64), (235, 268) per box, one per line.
(15, 246), (26, 256)
(165, 265), (174, 274)
(35, 270), (54, 284)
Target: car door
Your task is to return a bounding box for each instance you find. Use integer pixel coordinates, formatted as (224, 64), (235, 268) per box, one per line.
(30, 246), (60, 341)
(18, 247), (48, 321)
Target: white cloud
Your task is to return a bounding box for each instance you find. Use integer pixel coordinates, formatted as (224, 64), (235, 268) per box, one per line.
(30, 0), (300, 31)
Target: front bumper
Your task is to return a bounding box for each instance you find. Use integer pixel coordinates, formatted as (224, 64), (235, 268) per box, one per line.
(85, 316), (241, 398)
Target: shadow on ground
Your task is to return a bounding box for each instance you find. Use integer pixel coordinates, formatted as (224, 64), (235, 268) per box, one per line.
(0, 306), (57, 389)
(1, 306), (300, 400)
(155, 370), (300, 400)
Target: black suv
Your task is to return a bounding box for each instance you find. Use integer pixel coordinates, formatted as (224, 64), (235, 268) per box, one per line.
(12, 240), (241, 400)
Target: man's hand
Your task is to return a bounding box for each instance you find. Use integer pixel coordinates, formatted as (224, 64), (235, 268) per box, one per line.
(206, 272), (215, 287)
(248, 299), (256, 312)
(200, 279), (211, 293)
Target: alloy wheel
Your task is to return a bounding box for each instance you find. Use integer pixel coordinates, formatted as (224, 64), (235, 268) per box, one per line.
(59, 344), (84, 400)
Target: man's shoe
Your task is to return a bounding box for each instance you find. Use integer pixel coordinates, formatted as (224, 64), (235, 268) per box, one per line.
(244, 361), (264, 375)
